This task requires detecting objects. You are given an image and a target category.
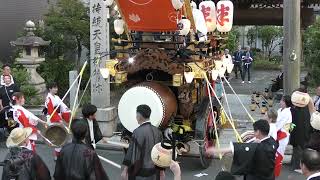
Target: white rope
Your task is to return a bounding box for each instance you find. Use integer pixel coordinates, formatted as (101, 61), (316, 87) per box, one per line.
(202, 72), (242, 142)
(222, 77), (255, 123)
(73, 77), (92, 112)
(219, 76), (233, 122)
(206, 82), (222, 159)
(68, 61), (88, 130)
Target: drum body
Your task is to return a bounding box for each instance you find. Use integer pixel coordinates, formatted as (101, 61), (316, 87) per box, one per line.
(44, 123), (69, 147)
(118, 82), (177, 132)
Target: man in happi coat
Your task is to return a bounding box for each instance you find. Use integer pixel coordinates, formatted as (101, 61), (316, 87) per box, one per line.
(54, 119), (109, 180)
(121, 105), (163, 180)
(207, 120), (278, 180)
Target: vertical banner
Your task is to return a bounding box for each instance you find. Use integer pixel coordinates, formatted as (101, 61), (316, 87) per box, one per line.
(90, 0), (110, 107)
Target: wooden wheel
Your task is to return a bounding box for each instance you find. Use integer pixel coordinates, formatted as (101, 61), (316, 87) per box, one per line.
(195, 97), (220, 168)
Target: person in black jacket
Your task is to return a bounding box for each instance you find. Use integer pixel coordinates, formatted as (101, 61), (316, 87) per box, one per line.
(54, 119), (109, 180)
(232, 45), (243, 79)
(206, 120), (278, 180)
(121, 105), (163, 180)
(82, 104), (105, 149)
(301, 149), (320, 180)
(2, 127), (50, 180)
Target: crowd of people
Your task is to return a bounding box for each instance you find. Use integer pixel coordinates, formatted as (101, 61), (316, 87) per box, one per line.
(0, 61), (320, 180)
(221, 45), (254, 83)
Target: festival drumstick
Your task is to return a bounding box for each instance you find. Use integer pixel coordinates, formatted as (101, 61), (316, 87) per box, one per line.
(105, 141), (129, 149)
(38, 131), (55, 146)
(98, 155), (121, 169)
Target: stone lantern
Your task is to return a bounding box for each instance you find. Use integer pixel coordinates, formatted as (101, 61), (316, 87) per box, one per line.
(10, 20), (50, 94)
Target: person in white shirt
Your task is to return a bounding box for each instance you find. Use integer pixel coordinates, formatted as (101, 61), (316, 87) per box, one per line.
(265, 109), (278, 140)
(314, 86), (320, 112)
(221, 49), (233, 80)
(0, 64), (14, 86)
(11, 92), (47, 152)
(275, 95), (293, 177)
(301, 149), (320, 180)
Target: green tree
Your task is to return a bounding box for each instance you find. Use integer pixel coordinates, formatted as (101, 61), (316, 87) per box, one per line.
(247, 26), (257, 48)
(44, 0), (90, 69)
(304, 17), (320, 85)
(257, 26), (283, 60)
(226, 27), (240, 52)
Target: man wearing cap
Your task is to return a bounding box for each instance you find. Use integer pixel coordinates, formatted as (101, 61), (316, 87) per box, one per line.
(206, 120), (278, 180)
(2, 127), (50, 180)
(300, 149), (320, 180)
(121, 104), (163, 180)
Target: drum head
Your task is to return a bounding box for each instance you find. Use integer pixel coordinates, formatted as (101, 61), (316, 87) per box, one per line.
(118, 86), (164, 132)
(44, 124), (68, 147)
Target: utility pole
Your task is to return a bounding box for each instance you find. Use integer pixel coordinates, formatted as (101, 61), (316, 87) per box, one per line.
(283, 0), (301, 95)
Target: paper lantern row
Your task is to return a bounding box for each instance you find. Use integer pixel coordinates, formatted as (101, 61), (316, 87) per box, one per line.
(193, 1), (234, 33)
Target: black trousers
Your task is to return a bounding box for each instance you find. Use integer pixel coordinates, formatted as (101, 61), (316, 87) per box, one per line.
(234, 62), (242, 79)
(242, 64), (251, 81)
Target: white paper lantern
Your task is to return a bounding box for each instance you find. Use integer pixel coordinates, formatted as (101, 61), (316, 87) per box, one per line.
(171, 0), (184, 10)
(178, 17), (191, 36)
(151, 143), (173, 168)
(104, 0), (114, 6)
(199, 1), (216, 32)
(212, 70), (219, 80)
(216, 1), (234, 32)
(114, 19), (125, 35)
(214, 60), (223, 70)
(192, 8), (208, 36)
(100, 68), (110, 79)
(311, 112), (320, 130)
(191, 1), (197, 9)
(218, 67), (226, 77)
(226, 64), (234, 73)
(114, 5), (118, 11)
(184, 72), (195, 83)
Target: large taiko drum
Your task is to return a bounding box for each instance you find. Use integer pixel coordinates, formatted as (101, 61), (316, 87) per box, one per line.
(118, 82), (178, 132)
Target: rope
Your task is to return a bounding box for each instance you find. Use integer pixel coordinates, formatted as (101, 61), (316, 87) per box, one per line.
(206, 82), (222, 159)
(219, 76), (233, 123)
(222, 77), (255, 123)
(202, 72), (243, 143)
(68, 61), (88, 130)
(47, 68), (82, 123)
(72, 77), (92, 116)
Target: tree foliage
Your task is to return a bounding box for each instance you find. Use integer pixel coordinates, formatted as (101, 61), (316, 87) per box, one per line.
(246, 26), (257, 48)
(226, 27), (240, 52)
(304, 17), (320, 85)
(44, 0), (90, 69)
(257, 26), (283, 60)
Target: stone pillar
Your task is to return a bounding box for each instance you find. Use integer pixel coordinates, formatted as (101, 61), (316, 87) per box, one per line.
(90, 0), (116, 137)
(69, 70), (78, 109)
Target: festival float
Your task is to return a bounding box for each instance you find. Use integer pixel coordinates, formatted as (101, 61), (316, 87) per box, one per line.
(99, 0), (242, 168)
